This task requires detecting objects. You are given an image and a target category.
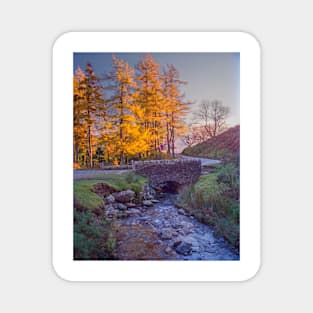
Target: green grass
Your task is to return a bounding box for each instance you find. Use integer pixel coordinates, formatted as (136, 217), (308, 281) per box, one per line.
(74, 181), (105, 210)
(177, 165), (240, 248)
(73, 172), (147, 260)
(74, 172), (148, 211)
(100, 172), (147, 194)
(196, 172), (218, 189)
(74, 209), (116, 260)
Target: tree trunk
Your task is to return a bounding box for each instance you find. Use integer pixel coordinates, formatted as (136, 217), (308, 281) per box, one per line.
(88, 125), (92, 168)
(171, 115), (175, 158)
(166, 121), (171, 155)
(74, 142), (79, 164)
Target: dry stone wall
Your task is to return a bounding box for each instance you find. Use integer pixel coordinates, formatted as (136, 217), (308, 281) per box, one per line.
(132, 159), (201, 187)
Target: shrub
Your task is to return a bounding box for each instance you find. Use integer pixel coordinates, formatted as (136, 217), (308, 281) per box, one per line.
(214, 217), (239, 248)
(177, 164), (240, 249)
(217, 163), (240, 200)
(73, 209), (116, 260)
(125, 172), (139, 184)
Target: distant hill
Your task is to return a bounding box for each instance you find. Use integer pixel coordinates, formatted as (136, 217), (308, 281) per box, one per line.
(182, 125), (240, 161)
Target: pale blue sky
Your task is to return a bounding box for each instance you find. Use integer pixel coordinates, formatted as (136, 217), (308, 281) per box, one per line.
(74, 52), (240, 126)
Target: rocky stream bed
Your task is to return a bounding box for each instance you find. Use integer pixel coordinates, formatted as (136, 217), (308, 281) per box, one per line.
(107, 192), (239, 261)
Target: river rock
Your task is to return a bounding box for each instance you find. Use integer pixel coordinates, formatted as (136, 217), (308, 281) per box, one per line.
(116, 203), (127, 210)
(171, 218), (183, 229)
(116, 211), (130, 218)
(142, 200), (153, 207)
(183, 237), (201, 252)
(113, 190), (135, 203)
(151, 199), (160, 203)
(151, 218), (162, 228)
(104, 194), (115, 204)
(128, 208), (142, 216)
(165, 247), (172, 254)
(159, 228), (177, 240)
(141, 184), (156, 200)
(174, 241), (193, 256)
(105, 205), (115, 212)
(178, 221), (194, 235)
(105, 206), (118, 219)
(126, 202), (137, 208)
(178, 209), (185, 215)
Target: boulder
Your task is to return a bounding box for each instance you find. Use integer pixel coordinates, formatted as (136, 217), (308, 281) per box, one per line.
(105, 206), (118, 219)
(174, 241), (193, 256)
(128, 209), (142, 216)
(183, 237), (200, 252)
(116, 203), (127, 210)
(104, 194), (115, 204)
(165, 247), (172, 254)
(142, 200), (153, 207)
(159, 228), (177, 240)
(178, 221), (194, 235)
(113, 190), (135, 203)
(105, 205), (115, 212)
(178, 209), (185, 215)
(116, 211), (131, 218)
(141, 184), (156, 200)
(125, 202), (137, 208)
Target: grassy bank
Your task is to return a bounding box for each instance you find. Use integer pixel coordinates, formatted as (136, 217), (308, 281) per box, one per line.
(176, 163), (239, 248)
(74, 172), (147, 210)
(182, 125), (240, 162)
(73, 172), (147, 260)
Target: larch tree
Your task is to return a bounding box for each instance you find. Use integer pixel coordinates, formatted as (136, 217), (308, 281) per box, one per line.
(105, 55), (149, 164)
(162, 64), (189, 157)
(136, 55), (165, 158)
(73, 55), (190, 167)
(73, 64), (104, 168)
(73, 66), (86, 164)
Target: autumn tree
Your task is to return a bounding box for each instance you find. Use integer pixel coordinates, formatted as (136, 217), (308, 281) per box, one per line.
(74, 55), (190, 167)
(73, 64), (104, 168)
(73, 66), (86, 164)
(104, 55), (149, 164)
(136, 55), (165, 158)
(162, 64), (189, 157)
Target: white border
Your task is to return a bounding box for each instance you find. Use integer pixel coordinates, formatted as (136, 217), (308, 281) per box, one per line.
(53, 32), (260, 281)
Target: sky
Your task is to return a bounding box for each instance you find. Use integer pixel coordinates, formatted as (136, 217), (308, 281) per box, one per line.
(74, 52), (240, 126)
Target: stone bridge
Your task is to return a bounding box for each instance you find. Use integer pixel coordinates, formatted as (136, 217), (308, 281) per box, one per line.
(132, 159), (201, 188)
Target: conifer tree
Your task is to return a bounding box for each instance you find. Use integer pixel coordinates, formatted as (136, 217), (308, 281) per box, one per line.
(73, 55), (189, 167)
(162, 64), (189, 157)
(73, 66), (86, 164)
(136, 55), (165, 158)
(105, 55), (149, 164)
(73, 64), (104, 168)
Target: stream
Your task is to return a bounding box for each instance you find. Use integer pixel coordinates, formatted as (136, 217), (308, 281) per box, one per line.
(113, 195), (239, 260)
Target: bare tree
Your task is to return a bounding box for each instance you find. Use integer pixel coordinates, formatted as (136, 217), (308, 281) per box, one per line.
(183, 124), (210, 147)
(194, 100), (230, 138)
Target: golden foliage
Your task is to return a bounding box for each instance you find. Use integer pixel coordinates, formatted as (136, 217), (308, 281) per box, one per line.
(73, 55), (190, 167)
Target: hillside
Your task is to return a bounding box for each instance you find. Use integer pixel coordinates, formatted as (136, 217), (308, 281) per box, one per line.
(182, 125), (240, 161)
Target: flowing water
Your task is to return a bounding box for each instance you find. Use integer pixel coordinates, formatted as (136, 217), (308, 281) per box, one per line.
(113, 195), (239, 260)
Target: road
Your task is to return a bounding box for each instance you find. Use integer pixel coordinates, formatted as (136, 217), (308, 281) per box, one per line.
(178, 154), (221, 166)
(74, 169), (130, 180)
(74, 155), (221, 180)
